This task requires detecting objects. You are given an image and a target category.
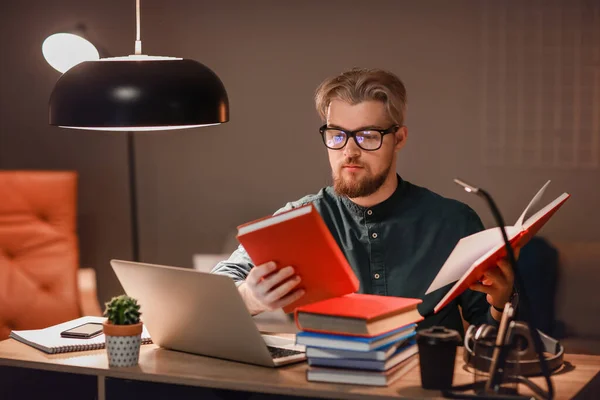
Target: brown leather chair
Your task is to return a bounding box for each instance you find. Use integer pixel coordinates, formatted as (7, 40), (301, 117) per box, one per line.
(0, 171), (102, 340)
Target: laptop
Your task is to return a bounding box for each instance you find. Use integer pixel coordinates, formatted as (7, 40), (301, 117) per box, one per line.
(110, 259), (306, 367)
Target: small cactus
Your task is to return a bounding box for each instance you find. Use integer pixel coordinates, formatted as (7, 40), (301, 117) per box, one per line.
(104, 295), (141, 325)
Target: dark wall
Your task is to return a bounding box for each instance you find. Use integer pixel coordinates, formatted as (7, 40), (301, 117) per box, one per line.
(1, 0), (598, 305)
(0, 0), (137, 304)
(135, 0), (600, 267)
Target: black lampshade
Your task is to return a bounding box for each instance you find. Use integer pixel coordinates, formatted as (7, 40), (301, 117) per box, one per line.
(49, 57), (229, 131)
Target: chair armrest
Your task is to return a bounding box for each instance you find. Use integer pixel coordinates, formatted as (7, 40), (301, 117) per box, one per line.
(77, 268), (103, 317)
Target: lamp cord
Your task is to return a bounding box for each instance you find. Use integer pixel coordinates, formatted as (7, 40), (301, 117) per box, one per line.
(135, 0), (142, 55)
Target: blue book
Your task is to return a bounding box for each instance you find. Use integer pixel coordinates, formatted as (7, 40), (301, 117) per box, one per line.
(296, 323), (416, 351)
(308, 341), (418, 371)
(306, 354), (420, 386)
(305, 332), (416, 361)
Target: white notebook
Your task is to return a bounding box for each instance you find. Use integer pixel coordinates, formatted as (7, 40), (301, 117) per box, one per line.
(9, 316), (152, 354)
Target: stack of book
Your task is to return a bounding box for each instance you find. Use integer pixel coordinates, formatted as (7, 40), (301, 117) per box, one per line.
(294, 293), (423, 386)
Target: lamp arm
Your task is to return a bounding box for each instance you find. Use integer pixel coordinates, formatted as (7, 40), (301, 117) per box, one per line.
(477, 189), (518, 270)
(476, 188), (554, 399)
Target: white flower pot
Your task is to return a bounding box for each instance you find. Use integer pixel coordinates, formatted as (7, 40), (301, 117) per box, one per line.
(103, 321), (143, 367)
(105, 334), (142, 367)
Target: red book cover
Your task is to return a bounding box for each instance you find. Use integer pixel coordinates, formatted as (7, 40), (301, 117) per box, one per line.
(295, 293), (421, 320)
(429, 182), (570, 314)
(294, 293), (423, 336)
(237, 204), (360, 314)
(432, 232), (525, 313)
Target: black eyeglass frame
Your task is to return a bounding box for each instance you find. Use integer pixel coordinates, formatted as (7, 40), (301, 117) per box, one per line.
(319, 124), (400, 151)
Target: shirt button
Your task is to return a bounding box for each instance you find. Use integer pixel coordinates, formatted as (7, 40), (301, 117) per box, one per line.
(367, 210), (373, 216)
(371, 232), (378, 239)
(374, 273), (380, 279)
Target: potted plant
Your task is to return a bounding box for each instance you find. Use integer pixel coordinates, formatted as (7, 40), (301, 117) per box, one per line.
(102, 294), (143, 367)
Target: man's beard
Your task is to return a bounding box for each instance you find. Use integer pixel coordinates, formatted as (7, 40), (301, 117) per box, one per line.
(333, 160), (391, 198)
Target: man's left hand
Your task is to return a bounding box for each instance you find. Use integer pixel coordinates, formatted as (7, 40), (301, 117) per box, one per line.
(469, 248), (519, 310)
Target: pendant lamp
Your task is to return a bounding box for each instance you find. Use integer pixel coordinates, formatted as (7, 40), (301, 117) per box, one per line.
(49, 0), (229, 131)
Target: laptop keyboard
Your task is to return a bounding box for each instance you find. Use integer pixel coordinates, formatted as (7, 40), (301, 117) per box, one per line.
(267, 346), (304, 359)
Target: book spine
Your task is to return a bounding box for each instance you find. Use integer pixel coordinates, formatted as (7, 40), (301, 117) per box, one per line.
(295, 326), (369, 337)
(308, 357), (384, 370)
(312, 208), (360, 290)
(298, 323), (417, 339)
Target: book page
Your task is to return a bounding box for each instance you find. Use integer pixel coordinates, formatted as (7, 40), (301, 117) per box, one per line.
(523, 193), (570, 232)
(238, 205), (313, 235)
(425, 226), (520, 294)
(432, 234), (520, 314)
(515, 180), (551, 228)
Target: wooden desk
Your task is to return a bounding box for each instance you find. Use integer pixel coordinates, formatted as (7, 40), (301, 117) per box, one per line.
(0, 338), (598, 400)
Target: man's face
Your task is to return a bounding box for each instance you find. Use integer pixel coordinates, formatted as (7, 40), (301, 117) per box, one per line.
(326, 100), (406, 198)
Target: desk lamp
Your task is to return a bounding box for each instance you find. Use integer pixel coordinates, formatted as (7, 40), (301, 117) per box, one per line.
(443, 179), (554, 400)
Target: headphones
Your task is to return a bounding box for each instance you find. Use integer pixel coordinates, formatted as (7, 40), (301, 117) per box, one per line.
(463, 321), (564, 377)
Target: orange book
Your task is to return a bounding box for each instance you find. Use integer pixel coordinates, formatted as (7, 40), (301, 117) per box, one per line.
(294, 293), (423, 337)
(236, 204), (360, 314)
(427, 180), (570, 313)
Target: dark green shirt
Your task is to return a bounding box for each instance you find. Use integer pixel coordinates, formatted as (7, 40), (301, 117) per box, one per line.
(212, 175), (496, 335)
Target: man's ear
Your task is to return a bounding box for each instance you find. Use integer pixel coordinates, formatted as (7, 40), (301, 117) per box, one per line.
(394, 126), (408, 151)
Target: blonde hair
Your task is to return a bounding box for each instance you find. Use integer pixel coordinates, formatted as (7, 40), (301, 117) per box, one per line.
(315, 68), (407, 125)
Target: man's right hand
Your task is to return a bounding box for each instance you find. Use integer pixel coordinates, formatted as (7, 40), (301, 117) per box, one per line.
(238, 262), (305, 316)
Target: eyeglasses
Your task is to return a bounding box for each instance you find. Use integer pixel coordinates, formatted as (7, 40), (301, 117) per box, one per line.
(319, 125), (400, 151)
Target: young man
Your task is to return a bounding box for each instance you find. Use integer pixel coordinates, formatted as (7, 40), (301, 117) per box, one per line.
(212, 68), (514, 334)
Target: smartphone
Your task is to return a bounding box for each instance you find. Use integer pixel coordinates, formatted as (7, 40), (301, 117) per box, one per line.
(60, 322), (104, 339)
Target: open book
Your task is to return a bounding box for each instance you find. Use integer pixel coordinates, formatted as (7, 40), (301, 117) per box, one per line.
(426, 180), (570, 313)
(9, 316), (152, 354)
